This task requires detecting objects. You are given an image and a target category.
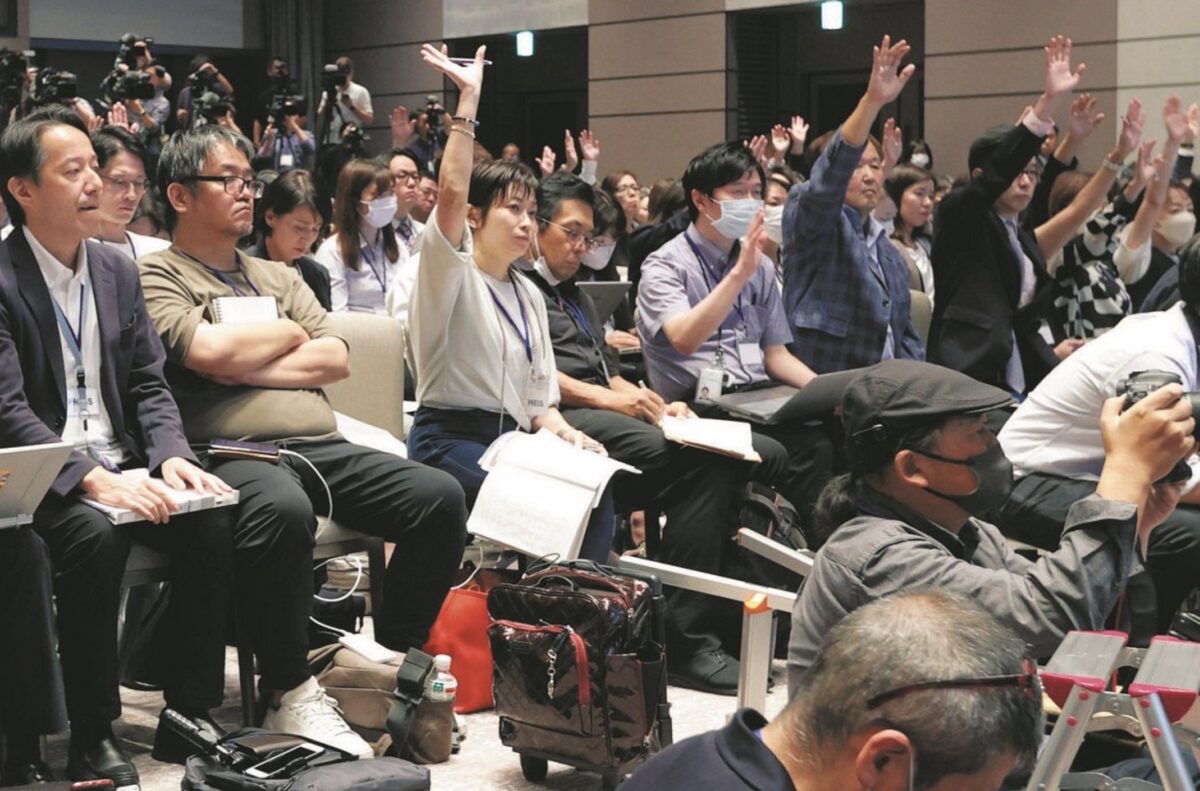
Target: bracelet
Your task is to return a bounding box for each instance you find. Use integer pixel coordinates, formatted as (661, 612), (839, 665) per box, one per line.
(1102, 157), (1123, 173)
(451, 115), (479, 127)
(449, 124), (476, 139)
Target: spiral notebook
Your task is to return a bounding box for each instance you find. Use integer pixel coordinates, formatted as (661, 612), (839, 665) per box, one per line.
(212, 296), (279, 324)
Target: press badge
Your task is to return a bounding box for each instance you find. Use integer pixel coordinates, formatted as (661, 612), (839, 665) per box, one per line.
(695, 365), (725, 403)
(524, 370), (550, 418)
(278, 153), (295, 168)
(67, 388), (98, 423)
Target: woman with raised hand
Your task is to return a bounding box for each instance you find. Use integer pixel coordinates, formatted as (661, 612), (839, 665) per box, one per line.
(406, 44), (616, 562)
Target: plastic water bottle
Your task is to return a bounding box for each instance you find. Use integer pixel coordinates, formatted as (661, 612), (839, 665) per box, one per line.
(427, 654), (458, 703)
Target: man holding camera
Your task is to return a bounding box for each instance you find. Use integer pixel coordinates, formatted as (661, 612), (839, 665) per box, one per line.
(176, 54), (234, 130)
(256, 99), (313, 173)
(997, 244), (1200, 635)
(317, 56), (373, 145)
(254, 56), (296, 149)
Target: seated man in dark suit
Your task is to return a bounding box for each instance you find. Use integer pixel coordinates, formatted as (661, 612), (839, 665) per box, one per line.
(523, 172), (793, 694)
(623, 590), (1043, 791)
(0, 106), (235, 787)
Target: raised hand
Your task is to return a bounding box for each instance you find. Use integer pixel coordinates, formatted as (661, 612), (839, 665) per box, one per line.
(788, 115), (809, 153)
(745, 134), (769, 167)
(865, 34), (916, 108)
(769, 124), (791, 161)
(1044, 35), (1084, 99)
(535, 145), (556, 177)
(562, 129), (579, 173)
(579, 129), (600, 161)
(1126, 140), (1160, 198)
(1066, 93), (1105, 142)
(389, 104), (415, 146)
(731, 211), (765, 280)
(1115, 97), (1145, 159)
(106, 100), (133, 131)
(1186, 102), (1199, 145)
(1163, 96), (1189, 143)
(881, 116), (903, 172)
(419, 43), (486, 97)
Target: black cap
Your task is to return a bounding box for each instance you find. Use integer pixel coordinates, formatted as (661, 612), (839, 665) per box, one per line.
(843, 360), (1012, 452)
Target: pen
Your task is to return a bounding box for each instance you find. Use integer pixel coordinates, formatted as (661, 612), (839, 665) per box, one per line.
(448, 57), (494, 65)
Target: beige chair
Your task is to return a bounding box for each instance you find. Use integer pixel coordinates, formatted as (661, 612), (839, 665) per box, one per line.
(909, 289), (932, 343)
(122, 312), (409, 724)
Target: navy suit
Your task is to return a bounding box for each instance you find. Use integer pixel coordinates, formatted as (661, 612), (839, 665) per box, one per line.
(0, 230), (232, 731)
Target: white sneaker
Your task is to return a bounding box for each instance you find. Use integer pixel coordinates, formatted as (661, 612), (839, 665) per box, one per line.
(262, 677), (374, 760)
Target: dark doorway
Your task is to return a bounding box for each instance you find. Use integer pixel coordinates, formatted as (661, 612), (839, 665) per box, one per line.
(442, 27), (588, 168)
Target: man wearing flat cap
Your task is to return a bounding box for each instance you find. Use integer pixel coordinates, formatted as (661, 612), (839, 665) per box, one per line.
(787, 359), (1195, 696)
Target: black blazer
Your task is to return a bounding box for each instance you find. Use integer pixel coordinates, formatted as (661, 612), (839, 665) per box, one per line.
(928, 123), (1061, 390)
(0, 230), (195, 497)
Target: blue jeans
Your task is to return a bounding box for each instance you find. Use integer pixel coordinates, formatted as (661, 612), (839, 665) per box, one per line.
(408, 406), (616, 562)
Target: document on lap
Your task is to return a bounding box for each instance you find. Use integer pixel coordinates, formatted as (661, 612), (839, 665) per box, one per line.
(212, 295), (280, 323)
(81, 468), (240, 525)
(469, 429), (639, 559)
(660, 415), (761, 462)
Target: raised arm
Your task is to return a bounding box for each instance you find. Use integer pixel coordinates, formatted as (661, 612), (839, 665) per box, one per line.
(842, 35), (915, 147)
(421, 44), (485, 248)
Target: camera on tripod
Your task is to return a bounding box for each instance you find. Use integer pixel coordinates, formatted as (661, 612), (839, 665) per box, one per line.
(1117, 369), (1200, 484)
(115, 33), (152, 68)
(0, 48), (33, 109)
(267, 93), (307, 124)
(32, 67), (78, 106)
(320, 62), (349, 95)
(100, 67), (154, 106)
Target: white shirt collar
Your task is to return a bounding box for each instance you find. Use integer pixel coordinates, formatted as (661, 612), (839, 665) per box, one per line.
(24, 226), (87, 291)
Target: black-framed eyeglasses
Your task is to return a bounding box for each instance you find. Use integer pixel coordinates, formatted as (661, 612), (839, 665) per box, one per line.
(100, 174), (149, 194)
(183, 175), (265, 198)
(539, 217), (600, 251)
(391, 171), (420, 186)
(867, 657), (1039, 709)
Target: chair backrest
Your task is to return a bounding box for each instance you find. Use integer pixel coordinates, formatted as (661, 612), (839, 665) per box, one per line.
(323, 312), (407, 439)
(909, 289), (932, 343)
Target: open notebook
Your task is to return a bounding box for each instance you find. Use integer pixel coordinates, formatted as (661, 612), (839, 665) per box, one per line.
(82, 468), (240, 525)
(661, 415), (761, 462)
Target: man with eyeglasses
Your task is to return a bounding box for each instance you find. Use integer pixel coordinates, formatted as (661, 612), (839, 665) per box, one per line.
(625, 590), (1045, 791)
(90, 126), (171, 260)
(385, 148), (427, 253)
(786, 359), (1194, 706)
(0, 105), (236, 787)
(137, 124), (469, 758)
(522, 173), (794, 694)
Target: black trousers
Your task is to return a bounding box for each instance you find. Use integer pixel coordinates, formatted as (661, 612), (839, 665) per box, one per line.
(32, 495), (233, 732)
(996, 472), (1200, 633)
(0, 528), (67, 740)
(561, 408), (791, 658)
(203, 439), (468, 689)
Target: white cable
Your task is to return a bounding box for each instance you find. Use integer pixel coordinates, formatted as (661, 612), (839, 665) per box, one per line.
(308, 615), (351, 637)
(279, 448), (334, 537)
(312, 554), (364, 602)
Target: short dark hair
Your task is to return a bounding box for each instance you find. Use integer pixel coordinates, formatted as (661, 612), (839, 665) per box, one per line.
(156, 124), (255, 231)
(681, 142), (766, 222)
(255, 168), (329, 240)
(968, 124), (1022, 174)
(468, 159), (539, 222)
(91, 125), (149, 174)
(0, 105), (88, 227)
(1178, 233), (1200, 311)
(335, 56), (354, 74)
(884, 163), (935, 236)
(188, 54), (211, 75)
(591, 188), (626, 239)
(647, 177), (686, 224)
(537, 171), (594, 225)
(383, 148), (428, 178)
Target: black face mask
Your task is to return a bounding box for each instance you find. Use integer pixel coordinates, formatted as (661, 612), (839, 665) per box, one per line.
(914, 443), (1014, 514)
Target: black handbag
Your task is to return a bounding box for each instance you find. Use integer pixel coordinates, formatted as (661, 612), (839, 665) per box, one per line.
(182, 754), (430, 791)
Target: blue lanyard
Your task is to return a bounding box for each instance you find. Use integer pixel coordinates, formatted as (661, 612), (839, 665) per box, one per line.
(178, 248), (261, 296)
(395, 218), (415, 248)
(359, 236), (388, 294)
(556, 290), (610, 382)
(684, 233), (745, 325)
(487, 277), (533, 363)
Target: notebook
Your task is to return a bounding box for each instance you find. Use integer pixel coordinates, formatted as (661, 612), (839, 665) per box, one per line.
(81, 468), (240, 525)
(0, 442), (72, 529)
(577, 282), (632, 325)
(661, 415), (761, 462)
(212, 296), (280, 324)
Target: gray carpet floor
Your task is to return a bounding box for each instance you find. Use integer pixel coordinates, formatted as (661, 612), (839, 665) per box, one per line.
(42, 646), (790, 790)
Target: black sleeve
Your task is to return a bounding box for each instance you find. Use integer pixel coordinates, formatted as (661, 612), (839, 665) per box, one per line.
(1024, 153), (1077, 232)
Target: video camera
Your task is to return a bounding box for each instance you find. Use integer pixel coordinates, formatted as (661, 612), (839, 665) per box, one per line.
(116, 32), (152, 68)
(100, 67), (154, 105)
(0, 48), (33, 109)
(423, 94), (446, 138)
(268, 92), (307, 123)
(341, 122), (368, 151)
(188, 65), (218, 95)
(320, 62), (349, 95)
(1117, 369), (1200, 483)
(32, 67), (78, 106)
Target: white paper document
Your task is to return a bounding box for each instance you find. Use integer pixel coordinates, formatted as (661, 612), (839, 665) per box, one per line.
(82, 468), (240, 524)
(468, 429), (639, 559)
(212, 296), (280, 324)
(660, 415), (761, 462)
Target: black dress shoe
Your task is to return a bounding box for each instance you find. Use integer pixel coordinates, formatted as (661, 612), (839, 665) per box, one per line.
(1, 761), (55, 786)
(152, 708), (226, 765)
(67, 736), (139, 789)
(668, 649), (740, 696)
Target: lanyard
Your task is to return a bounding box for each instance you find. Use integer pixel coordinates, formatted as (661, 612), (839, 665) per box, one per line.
(556, 290), (610, 382)
(685, 233), (745, 325)
(178, 248), (262, 296)
(487, 277), (533, 363)
(395, 217), (415, 248)
(359, 235), (388, 294)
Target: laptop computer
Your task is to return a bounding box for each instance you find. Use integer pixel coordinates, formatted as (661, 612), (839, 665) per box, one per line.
(0, 441), (72, 529)
(577, 281), (632, 325)
(708, 368), (866, 425)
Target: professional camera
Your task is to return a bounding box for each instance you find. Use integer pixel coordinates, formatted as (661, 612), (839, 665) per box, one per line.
(423, 94), (446, 138)
(268, 92), (307, 122)
(115, 32), (152, 68)
(1117, 369), (1200, 483)
(32, 67), (78, 106)
(320, 62), (349, 94)
(341, 122), (368, 150)
(192, 91), (233, 125)
(100, 67), (154, 105)
(0, 48), (33, 108)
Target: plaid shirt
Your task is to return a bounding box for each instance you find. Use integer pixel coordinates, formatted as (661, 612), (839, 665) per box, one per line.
(781, 129), (924, 373)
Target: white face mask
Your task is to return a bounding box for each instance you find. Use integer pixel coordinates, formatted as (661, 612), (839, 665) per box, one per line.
(707, 197), (763, 240)
(762, 204), (784, 245)
(1159, 210), (1197, 252)
(361, 195), (398, 229)
(581, 241), (616, 271)
(909, 152), (931, 169)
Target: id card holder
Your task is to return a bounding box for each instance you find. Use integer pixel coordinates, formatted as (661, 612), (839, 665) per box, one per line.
(278, 153), (295, 168)
(695, 365), (725, 403)
(524, 370), (550, 418)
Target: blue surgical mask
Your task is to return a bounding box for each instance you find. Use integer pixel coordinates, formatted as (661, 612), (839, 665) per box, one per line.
(707, 197), (763, 240)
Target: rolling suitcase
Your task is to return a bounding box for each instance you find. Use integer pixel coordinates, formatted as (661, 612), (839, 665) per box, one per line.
(486, 560), (672, 790)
